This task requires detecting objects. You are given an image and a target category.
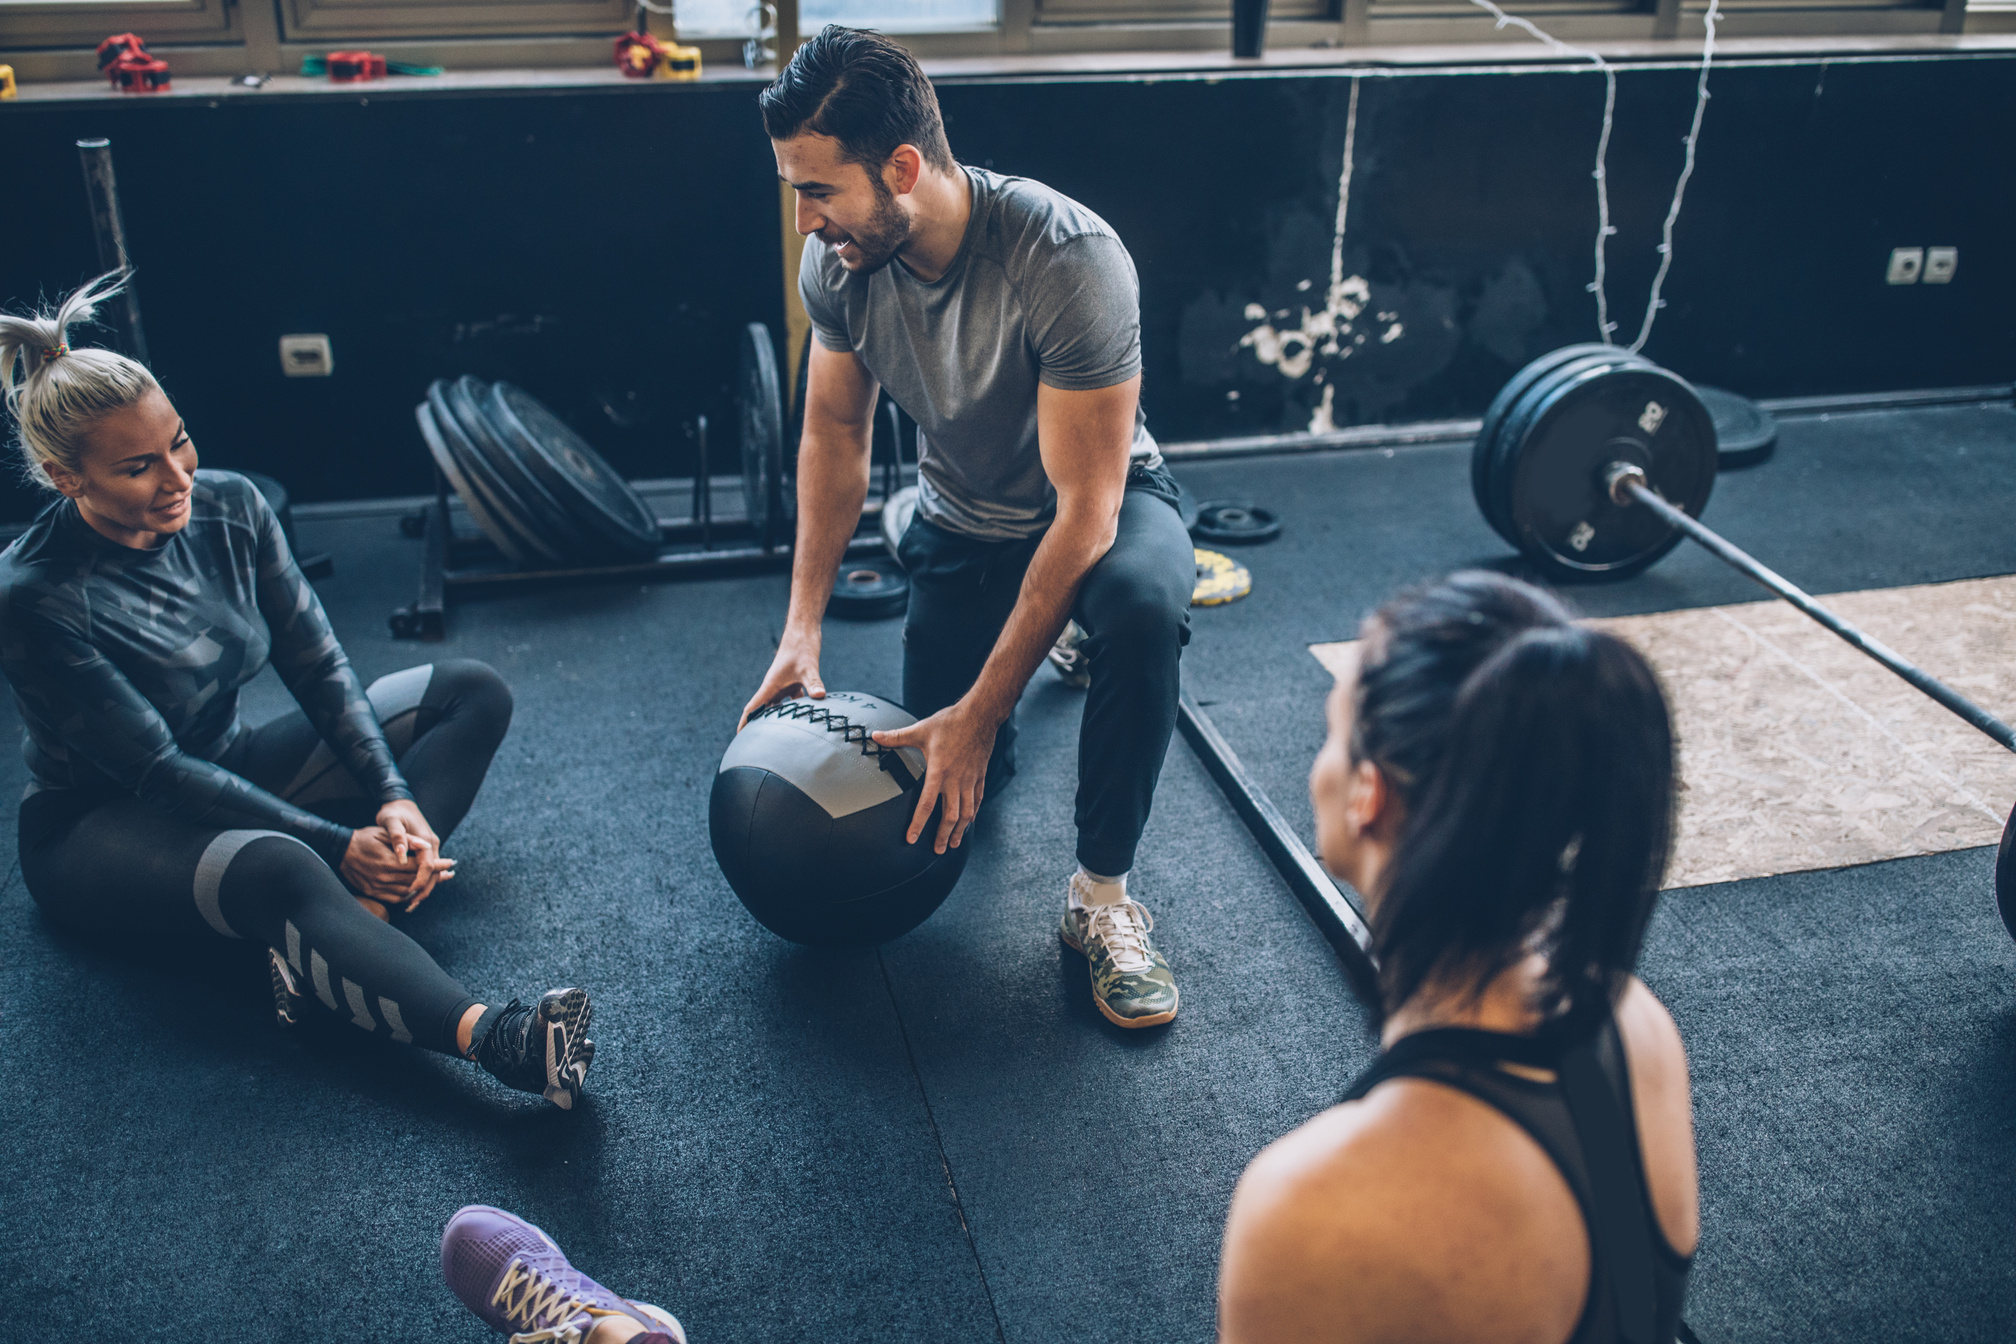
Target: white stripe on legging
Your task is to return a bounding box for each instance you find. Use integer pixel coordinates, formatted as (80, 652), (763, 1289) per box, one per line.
(342, 978), (377, 1031)
(310, 950), (339, 1011)
(279, 663), (436, 801)
(377, 997), (412, 1044)
(192, 829), (315, 939)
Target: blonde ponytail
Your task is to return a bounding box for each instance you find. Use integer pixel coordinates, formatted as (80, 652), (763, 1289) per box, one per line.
(0, 271), (160, 489)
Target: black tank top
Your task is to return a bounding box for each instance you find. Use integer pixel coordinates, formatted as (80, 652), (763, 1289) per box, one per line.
(1341, 1012), (1694, 1344)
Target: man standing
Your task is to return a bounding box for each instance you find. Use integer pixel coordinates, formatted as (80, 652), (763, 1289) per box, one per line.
(741, 27), (1193, 1027)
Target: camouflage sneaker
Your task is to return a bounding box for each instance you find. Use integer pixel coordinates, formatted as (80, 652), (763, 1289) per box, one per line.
(1047, 620), (1092, 689)
(1059, 882), (1179, 1028)
(268, 947), (305, 1029)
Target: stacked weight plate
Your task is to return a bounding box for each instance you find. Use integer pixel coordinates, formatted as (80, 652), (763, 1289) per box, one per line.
(414, 377), (661, 565)
(1471, 345), (1716, 581)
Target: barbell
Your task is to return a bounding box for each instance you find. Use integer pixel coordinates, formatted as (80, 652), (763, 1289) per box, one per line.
(1473, 347), (2016, 942)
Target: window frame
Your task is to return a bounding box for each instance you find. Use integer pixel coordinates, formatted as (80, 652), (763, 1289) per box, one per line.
(0, 0), (240, 52)
(275, 0), (638, 43)
(0, 0), (1987, 82)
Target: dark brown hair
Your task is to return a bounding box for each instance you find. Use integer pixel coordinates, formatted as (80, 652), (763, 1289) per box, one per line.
(1353, 571), (1675, 1028)
(759, 26), (955, 174)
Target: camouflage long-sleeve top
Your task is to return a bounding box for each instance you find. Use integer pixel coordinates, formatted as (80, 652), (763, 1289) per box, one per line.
(0, 470), (409, 865)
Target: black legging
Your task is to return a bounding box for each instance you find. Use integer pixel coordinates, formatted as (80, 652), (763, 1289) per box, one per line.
(20, 660), (512, 1056)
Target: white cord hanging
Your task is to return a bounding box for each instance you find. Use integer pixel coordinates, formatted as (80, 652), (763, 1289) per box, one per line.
(1464, 0), (1722, 354)
(1463, 0), (1620, 345)
(1628, 0), (1721, 354)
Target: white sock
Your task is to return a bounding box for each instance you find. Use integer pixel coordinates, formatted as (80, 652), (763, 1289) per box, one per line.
(1072, 866), (1128, 907)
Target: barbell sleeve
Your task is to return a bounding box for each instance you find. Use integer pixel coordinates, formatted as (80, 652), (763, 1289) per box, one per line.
(1604, 462), (2016, 754)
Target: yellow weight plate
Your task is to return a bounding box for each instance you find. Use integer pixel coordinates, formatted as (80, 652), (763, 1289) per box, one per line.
(1192, 548), (1252, 607)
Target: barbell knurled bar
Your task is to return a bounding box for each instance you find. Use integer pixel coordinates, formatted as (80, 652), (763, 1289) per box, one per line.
(1603, 461), (2016, 754)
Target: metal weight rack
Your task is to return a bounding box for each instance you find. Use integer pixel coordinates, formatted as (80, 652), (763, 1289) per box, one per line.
(390, 404), (914, 640)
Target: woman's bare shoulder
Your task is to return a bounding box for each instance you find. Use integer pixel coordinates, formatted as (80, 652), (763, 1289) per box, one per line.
(1221, 1081), (1587, 1344)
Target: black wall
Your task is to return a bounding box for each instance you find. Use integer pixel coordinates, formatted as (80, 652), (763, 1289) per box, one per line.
(4, 52), (2011, 517)
(937, 52), (2016, 443)
(2, 79), (784, 519)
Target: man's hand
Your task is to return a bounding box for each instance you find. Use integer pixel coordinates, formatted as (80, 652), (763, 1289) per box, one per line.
(739, 629), (826, 730)
(871, 702), (999, 854)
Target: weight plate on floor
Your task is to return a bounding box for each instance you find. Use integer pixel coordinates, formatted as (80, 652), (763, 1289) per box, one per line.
(1473, 344), (1630, 539)
(1484, 348), (1656, 545)
(1192, 548), (1252, 606)
(1192, 500), (1281, 545)
(426, 380), (558, 563)
(443, 376), (609, 563)
(830, 556), (909, 620)
(1498, 360), (1717, 579)
(487, 382), (662, 560)
(882, 484), (918, 562)
(740, 323), (787, 549)
(415, 401), (528, 564)
(1696, 385), (1779, 469)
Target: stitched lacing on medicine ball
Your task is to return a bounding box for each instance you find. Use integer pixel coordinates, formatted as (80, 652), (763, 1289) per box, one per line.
(750, 702), (908, 764)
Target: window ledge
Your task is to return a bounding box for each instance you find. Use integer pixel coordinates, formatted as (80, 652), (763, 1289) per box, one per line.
(923, 29), (2016, 80)
(5, 28), (2012, 105)
(1, 62), (770, 107)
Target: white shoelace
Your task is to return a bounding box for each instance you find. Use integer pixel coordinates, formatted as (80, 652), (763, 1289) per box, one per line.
(1085, 900), (1156, 975)
(494, 1260), (592, 1344)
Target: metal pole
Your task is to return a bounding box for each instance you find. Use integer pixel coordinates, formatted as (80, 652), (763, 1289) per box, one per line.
(1176, 689), (1380, 999)
(1607, 463), (2016, 753)
(75, 138), (151, 367)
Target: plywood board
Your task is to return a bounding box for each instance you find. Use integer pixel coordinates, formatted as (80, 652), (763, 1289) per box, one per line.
(1308, 576), (2016, 889)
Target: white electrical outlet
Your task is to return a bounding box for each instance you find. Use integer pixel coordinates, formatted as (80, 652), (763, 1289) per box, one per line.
(1924, 246), (1958, 284)
(280, 333), (334, 377)
(1886, 248), (1923, 285)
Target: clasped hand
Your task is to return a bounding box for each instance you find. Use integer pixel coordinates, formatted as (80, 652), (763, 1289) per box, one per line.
(341, 799), (456, 911)
(871, 703), (998, 855)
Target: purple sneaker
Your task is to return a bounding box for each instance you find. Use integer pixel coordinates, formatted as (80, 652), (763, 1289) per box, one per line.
(441, 1204), (686, 1344)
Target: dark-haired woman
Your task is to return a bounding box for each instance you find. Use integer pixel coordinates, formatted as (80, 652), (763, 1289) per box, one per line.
(1219, 571), (1698, 1344)
(0, 274), (595, 1108)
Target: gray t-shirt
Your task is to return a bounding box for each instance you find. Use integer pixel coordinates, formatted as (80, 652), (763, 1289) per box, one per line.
(800, 166), (1159, 541)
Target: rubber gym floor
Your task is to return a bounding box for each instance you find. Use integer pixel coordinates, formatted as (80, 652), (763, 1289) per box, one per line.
(2, 398), (2012, 1342)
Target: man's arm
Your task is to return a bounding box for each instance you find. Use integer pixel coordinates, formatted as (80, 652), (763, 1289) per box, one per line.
(871, 375), (1139, 852)
(738, 341), (880, 729)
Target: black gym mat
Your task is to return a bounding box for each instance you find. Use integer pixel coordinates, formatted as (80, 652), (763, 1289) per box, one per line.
(1, 399), (2010, 1341)
(0, 514), (1370, 1342)
(0, 557), (1004, 1342)
(1640, 849), (2016, 1342)
(1173, 400), (2016, 853)
(1166, 398), (2016, 1341)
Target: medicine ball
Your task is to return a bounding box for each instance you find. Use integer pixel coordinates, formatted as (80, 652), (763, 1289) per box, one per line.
(710, 690), (970, 947)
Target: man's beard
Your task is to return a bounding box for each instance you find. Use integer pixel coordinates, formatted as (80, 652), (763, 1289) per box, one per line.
(827, 177), (911, 274)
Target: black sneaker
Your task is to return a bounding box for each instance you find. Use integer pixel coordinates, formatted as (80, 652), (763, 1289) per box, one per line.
(473, 988), (595, 1110)
(268, 948), (305, 1029)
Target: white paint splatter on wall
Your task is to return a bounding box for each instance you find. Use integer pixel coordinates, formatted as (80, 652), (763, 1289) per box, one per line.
(1236, 78), (1405, 432)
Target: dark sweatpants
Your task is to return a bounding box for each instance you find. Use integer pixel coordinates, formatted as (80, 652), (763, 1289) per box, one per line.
(895, 464), (1193, 877)
(21, 660), (512, 1056)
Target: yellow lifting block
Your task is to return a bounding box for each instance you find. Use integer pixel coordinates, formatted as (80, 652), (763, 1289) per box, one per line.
(655, 43), (701, 80)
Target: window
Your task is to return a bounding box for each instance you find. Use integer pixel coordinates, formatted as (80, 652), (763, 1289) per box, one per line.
(0, 0), (241, 51)
(1035, 0), (1331, 20)
(276, 0), (636, 42)
(674, 0), (998, 38)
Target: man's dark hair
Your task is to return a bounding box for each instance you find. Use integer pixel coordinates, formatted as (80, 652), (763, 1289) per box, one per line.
(760, 26), (956, 174)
